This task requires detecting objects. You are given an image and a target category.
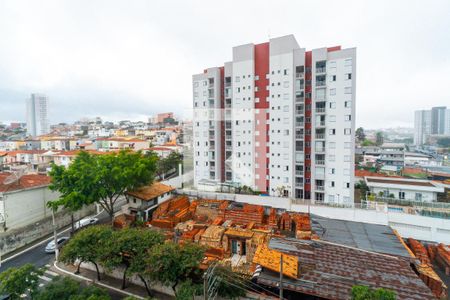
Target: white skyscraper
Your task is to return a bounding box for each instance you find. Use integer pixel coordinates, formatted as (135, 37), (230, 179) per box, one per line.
(192, 35), (356, 205)
(26, 93), (49, 137)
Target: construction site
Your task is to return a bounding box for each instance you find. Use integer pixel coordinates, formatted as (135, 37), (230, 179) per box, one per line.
(115, 192), (450, 299)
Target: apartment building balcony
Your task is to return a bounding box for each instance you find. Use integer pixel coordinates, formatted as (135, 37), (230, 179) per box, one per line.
(315, 160), (325, 165)
(295, 72), (304, 78)
(208, 89), (214, 98)
(295, 134), (304, 140)
(209, 166), (216, 171)
(295, 109), (304, 115)
(295, 121), (304, 127)
(209, 134), (215, 141)
(316, 67), (326, 74)
(295, 170), (304, 176)
(225, 82), (231, 88)
(295, 182), (303, 188)
(315, 147), (325, 153)
(225, 144), (232, 151)
(225, 88), (232, 99)
(208, 144), (215, 151)
(315, 133), (325, 139)
(316, 107), (326, 113)
(208, 101), (215, 108)
(315, 185), (325, 191)
(316, 121), (326, 128)
(225, 102), (231, 109)
(295, 94), (304, 103)
(316, 81), (326, 87)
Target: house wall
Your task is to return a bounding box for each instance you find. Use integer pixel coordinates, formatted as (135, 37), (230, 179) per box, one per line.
(369, 186), (437, 202)
(0, 186), (59, 230)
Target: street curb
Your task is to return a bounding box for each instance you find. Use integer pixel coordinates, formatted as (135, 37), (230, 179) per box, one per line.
(1, 209), (105, 265)
(53, 261), (145, 299)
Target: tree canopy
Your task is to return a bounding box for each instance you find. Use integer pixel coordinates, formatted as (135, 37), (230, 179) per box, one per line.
(60, 225), (114, 280)
(0, 264), (44, 299)
(35, 276), (110, 300)
(49, 150), (158, 222)
(351, 285), (396, 300)
(145, 242), (205, 294)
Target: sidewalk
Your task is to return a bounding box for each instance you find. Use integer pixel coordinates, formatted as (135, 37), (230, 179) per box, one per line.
(53, 262), (174, 300)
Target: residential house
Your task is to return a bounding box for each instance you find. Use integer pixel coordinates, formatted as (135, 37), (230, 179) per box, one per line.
(122, 182), (175, 221)
(365, 176), (445, 202)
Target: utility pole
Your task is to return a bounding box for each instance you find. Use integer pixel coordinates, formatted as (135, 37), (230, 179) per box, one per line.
(204, 267), (208, 300)
(279, 254), (283, 300)
(52, 208), (59, 262)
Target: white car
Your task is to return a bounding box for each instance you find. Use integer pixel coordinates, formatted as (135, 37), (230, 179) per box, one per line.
(74, 216), (99, 230)
(45, 237), (69, 253)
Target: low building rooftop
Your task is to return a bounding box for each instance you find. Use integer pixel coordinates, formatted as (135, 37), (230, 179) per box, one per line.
(126, 182), (175, 201)
(0, 173), (51, 193)
(310, 215), (411, 258)
(255, 237), (435, 300)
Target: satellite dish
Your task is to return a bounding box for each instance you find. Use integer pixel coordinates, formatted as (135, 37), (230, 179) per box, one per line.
(3, 165), (27, 185)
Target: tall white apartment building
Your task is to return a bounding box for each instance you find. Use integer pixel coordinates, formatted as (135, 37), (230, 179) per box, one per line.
(192, 35), (356, 204)
(414, 106), (450, 145)
(26, 93), (50, 137)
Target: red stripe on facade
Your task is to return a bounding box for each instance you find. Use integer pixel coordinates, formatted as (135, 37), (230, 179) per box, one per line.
(254, 42), (270, 192)
(304, 51), (312, 199)
(219, 66), (225, 182)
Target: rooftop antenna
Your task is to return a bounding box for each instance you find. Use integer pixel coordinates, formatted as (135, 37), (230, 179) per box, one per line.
(3, 165), (27, 185)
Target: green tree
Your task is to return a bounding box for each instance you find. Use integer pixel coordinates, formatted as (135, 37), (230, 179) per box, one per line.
(351, 285), (396, 300)
(60, 225), (113, 280)
(35, 276), (111, 300)
(154, 151), (182, 179)
(49, 150), (158, 223)
(0, 264), (44, 299)
(176, 280), (202, 300)
(146, 242), (205, 295)
(48, 152), (97, 233)
(100, 228), (164, 296)
(356, 127), (366, 143)
(437, 137), (450, 148)
(375, 132), (384, 146)
(214, 266), (247, 299)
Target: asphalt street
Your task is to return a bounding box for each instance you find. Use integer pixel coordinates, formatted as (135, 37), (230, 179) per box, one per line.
(0, 205), (130, 300)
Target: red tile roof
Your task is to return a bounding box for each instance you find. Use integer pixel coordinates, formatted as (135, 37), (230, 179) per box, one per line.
(355, 169), (400, 178)
(257, 238), (436, 300)
(0, 173), (51, 192)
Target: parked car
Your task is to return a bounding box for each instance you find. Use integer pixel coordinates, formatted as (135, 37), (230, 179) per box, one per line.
(45, 237), (69, 253)
(74, 216), (99, 230)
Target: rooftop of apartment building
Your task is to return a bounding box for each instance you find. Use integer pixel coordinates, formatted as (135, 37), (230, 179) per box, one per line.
(365, 176), (445, 192)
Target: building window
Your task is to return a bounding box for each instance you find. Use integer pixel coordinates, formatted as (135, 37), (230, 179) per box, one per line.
(329, 102), (336, 109)
(399, 192), (405, 200)
(344, 87), (352, 94)
(329, 115), (336, 122)
(330, 181), (335, 187)
(344, 128), (351, 135)
(329, 129), (336, 135)
(415, 193), (423, 201)
(328, 155), (335, 161)
(344, 58), (352, 67)
(330, 88), (336, 96)
(345, 101), (352, 108)
(344, 155), (351, 162)
(284, 69), (289, 75)
(346, 73), (352, 80)
(330, 75), (336, 82)
(330, 168), (335, 174)
(345, 115), (352, 121)
(235, 76), (240, 82)
(329, 142), (336, 149)
(344, 142), (351, 149)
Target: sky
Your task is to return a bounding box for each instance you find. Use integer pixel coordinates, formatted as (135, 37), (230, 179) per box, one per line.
(0, 0), (449, 129)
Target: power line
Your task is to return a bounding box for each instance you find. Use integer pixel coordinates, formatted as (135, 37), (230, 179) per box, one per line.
(215, 267), (282, 299)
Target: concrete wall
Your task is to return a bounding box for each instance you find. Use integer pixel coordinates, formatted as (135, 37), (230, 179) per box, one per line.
(0, 205), (94, 256)
(0, 186), (59, 230)
(178, 188), (450, 244)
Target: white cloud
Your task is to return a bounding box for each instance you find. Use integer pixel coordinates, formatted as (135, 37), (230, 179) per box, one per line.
(0, 0), (449, 128)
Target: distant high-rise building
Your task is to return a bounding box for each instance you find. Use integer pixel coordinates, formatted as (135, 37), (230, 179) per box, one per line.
(431, 106), (447, 135)
(414, 106), (449, 145)
(414, 110), (431, 145)
(26, 93), (49, 137)
(192, 35), (356, 204)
